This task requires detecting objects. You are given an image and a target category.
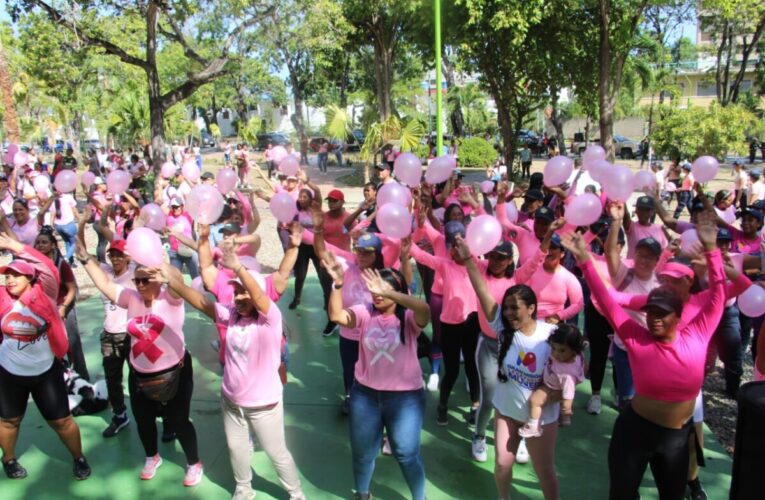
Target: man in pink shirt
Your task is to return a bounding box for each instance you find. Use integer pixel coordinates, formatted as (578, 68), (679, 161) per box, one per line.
(624, 196), (669, 259)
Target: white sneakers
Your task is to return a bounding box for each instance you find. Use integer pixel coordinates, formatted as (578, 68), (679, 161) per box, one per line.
(140, 455), (163, 480)
(471, 436), (488, 462)
(426, 373), (439, 392)
(183, 462), (204, 487)
(587, 395), (602, 415)
(516, 439), (529, 464)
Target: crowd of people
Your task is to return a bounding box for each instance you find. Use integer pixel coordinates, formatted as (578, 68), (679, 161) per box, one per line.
(0, 143), (763, 500)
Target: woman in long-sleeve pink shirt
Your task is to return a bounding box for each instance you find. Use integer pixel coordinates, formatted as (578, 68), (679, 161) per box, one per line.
(562, 209), (737, 500)
(526, 234), (583, 323)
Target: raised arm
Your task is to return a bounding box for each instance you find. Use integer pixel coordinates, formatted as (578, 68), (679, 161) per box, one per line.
(605, 201), (625, 279)
(324, 251), (356, 329)
(37, 194), (56, 227)
(196, 223), (218, 292)
(361, 268), (430, 328)
(76, 241), (119, 303)
(158, 262), (215, 320)
(399, 237), (414, 286)
(272, 223), (302, 295)
(456, 235), (498, 321)
(220, 240), (271, 315)
(0, 236), (60, 300)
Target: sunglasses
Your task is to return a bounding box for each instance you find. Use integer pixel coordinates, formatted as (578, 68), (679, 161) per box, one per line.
(132, 277), (151, 286)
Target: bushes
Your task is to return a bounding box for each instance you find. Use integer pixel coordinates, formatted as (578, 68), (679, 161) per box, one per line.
(458, 137), (497, 168)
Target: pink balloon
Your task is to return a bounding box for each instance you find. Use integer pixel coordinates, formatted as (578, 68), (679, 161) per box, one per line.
(6, 144), (18, 156)
(543, 156), (574, 187)
(216, 168), (237, 194)
(738, 285), (765, 317)
(565, 193), (603, 226)
(270, 192), (298, 223)
(588, 159), (611, 182)
(633, 170), (656, 192)
(393, 152), (423, 187)
(81, 171), (96, 189)
(480, 180), (494, 194)
(279, 156), (300, 177)
(161, 161), (177, 179)
(466, 214), (502, 256)
(665, 182), (677, 192)
(13, 152), (29, 168)
(33, 175), (50, 194)
(181, 161), (200, 183)
(582, 145), (606, 168)
(126, 227), (165, 268)
(186, 185), (225, 224)
(504, 202), (519, 223)
(376, 203), (412, 239)
(106, 170), (131, 195)
(2, 152), (13, 166)
(53, 170), (78, 193)
(272, 146), (288, 163)
(376, 182), (412, 207)
(692, 155), (719, 183)
(425, 155), (456, 184)
(601, 164), (634, 202)
(140, 203), (167, 231)
(679, 229), (700, 254)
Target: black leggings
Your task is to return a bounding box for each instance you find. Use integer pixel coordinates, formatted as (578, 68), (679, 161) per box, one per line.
(439, 313), (480, 407)
(101, 330), (130, 414)
(585, 301), (615, 393)
(293, 243), (332, 309)
(128, 351), (199, 463)
(608, 405), (692, 500)
(0, 359), (70, 420)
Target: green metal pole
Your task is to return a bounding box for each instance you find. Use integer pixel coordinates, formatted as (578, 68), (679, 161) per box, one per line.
(434, 0), (443, 155)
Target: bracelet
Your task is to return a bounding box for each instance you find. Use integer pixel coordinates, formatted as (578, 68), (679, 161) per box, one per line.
(78, 256), (91, 265)
(236, 264), (244, 274)
(333, 282), (343, 290)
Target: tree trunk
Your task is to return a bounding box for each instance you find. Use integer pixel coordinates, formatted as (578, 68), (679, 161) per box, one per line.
(598, 0), (615, 161)
(0, 38), (20, 144)
(550, 87), (566, 156)
(290, 86), (308, 164)
(495, 98), (515, 178)
(339, 54), (350, 108)
(371, 29), (393, 122)
(71, 110), (83, 155)
(443, 56), (464, 137)
(210, 95), (219, 127)
(146, 3), (165, 166)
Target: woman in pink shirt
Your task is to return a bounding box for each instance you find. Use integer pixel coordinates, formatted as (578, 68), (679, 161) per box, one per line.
(410, 220), (480, 426)
(563, 209), (731, 499)
(83, 178), (110, 262)
(623, 196), (668, 259)
(166, 197), (199, 279)
(0, 199), (40, 246)
(326, 263), (430, 500)
(78, 255), (203, 487)
(162, 246), (305, 500)
(39, 191), (80, 266)
(525, 233), (583, 323)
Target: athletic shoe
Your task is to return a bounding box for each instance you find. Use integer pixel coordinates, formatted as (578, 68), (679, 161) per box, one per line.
(516, 439), (529, 464)
(426, 373), (439, 391)
(3, 459), (27, 479)
(322, 321), (338, 337)
(353, 493), (373, 500)
(436, 404), (449, 426)
(471, 436), (488, 462)
(288, 298), (300, 310)
(140, 455), (163, 480)
(586, 395), (602, 415)
(73, 457), (91, 480)
(183, 462), (204, 487)
(232, 485), (256, 500)
(468, 406), (478, 427)
(687, 478), (707, 500)
(102, 412), (130, 438)
(518, 423), (543, 438)
(381, 437), (392, 456)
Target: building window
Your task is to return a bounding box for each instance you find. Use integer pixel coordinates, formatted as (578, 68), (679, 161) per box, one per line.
(660, 90), (673, 100)
(223, 110), (230, 120)
(696, 81), (716, 97)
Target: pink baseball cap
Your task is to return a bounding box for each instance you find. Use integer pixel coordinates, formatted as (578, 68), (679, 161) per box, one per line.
(0, 260), (36, 277)
(658, 262), (694, 280)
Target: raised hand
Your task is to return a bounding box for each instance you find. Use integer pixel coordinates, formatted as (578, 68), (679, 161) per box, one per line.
(321, 251), (344, 282)
(289, 222), (303, 247)
(74, 241), (90, 262)
(608, 201), (625, 221)
(219, 240), (240, 270)
(560, 232), (589, 262)
(400, 236), (412, 260)
(549, 217), (567, 233)
(198, 223), (210, 240)
(0, 233), (22, 254)
(453, 234), (472, 261)
(361, 268), (394, 297)
(695, 209), (718, 250)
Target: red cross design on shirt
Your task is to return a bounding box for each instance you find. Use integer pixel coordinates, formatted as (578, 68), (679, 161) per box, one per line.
(128, 315), (166, 363)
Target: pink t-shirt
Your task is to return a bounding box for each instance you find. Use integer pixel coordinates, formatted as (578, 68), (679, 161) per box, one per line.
(583, 250), (727, 402)
(53, 194), (77, 225)
(0, 190), (14, 216)
(626, 222), (668, 259)
(215, 302), (283, 407)
(101, 264), (135, 334)
(412, 221), (448, 295)
(476, 250), (545, 339)
(727, 225), (762, 254)
(526, 265), (583, 321)
(410, 244), (477, 324)
(116, 287), (186, 373)
(351, 305), (424, 391)
(91, 192), (108, 221)
(543, 355), (585, 400)
(496, 203), (540, 266)
(167, 212), (193, 251)
(11, 218), (40, 246)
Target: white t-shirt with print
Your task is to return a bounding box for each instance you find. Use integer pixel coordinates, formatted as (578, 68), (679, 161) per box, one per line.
(491, 311), (560, 423)
(0, 301), (52, 376)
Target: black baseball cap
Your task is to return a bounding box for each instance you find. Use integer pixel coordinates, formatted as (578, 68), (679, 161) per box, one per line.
(636, 196), (654, 210)
(737, 208), (764, 222)
(641, 287), (683, 316)
(488, 241), (514, 257)
(375, 163), (392, 171)
(524, 189), (544, 201)
(716, 228), (733, 242)
(200, 171), (215, 180)
(636, 237), (662, 258)
(218, 222), (242, 234)
(534, 207), (555, 222)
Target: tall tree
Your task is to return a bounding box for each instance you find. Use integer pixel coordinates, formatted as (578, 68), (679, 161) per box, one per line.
(700, 0), (765, 105)
(0, 34), (20, 143)
(11, 0), (272, 163)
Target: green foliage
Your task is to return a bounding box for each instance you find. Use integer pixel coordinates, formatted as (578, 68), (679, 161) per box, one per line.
(671, 37), (697, 63)
(457, 136), (496, 168)
(651, 103), (756, 160)
(238, 116), (262, 146)
(324, 104), (351, 140)
(361, 115), (424, 161)
(209, 124), (221, 139)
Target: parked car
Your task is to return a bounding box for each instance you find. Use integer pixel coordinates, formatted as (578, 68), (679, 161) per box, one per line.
(516, 129), (545, 155)
(570, 132), (639, 159)
(200, 131), (216, 148)
(82, 139), (102, 152)
(256, 132), (290, 150)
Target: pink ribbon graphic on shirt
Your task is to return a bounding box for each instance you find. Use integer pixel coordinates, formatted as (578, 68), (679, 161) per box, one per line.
(364, 326), (400, 365)
(127, 315), (166, 363)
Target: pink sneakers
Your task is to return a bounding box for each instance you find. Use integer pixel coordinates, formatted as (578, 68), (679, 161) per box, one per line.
(140, 455), (163, 480)
(183, 462), (204, 487)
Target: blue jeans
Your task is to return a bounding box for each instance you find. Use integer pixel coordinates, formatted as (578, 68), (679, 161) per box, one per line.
(168, 249), (199, 279)
(318, 152), (328, 172)
(55, 221), (77, 262)
(673, 191), (691, 219)
(349, 383), (426, 500)
(612, 344), (634, 401)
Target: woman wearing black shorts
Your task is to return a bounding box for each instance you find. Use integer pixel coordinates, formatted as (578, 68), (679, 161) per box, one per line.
(0, 234), (91, 480)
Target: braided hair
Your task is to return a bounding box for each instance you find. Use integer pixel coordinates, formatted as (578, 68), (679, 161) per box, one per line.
(497, 284), (537, 383)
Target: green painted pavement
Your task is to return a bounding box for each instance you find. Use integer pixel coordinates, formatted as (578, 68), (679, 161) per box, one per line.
(2, 277), (732, 499)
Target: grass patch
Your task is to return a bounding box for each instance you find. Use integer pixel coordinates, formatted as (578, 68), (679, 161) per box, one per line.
(335, 165), (368, 187)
